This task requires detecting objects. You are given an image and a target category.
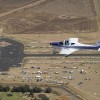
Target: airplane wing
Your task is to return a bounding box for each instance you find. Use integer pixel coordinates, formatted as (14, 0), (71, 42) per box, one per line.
(60, 48), (78, 55)
(98, 48), (100, 51)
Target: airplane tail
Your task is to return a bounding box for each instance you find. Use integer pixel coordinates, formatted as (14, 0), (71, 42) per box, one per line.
(96, 40), (100, 51)
(96, 40), (100, 46)
(98, 48), (100, 51)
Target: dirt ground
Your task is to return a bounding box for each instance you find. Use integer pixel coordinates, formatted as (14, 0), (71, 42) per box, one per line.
(0, 0), (37, 13)
(0, 0), (98, 34)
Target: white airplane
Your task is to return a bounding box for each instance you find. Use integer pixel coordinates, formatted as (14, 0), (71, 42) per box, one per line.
(50, 38), (100, 56)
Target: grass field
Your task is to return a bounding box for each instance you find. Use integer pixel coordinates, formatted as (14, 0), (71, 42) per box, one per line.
(0, 92), (26, 100)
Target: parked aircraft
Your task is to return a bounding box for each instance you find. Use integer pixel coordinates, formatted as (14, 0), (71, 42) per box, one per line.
(50, 38), (100, 55)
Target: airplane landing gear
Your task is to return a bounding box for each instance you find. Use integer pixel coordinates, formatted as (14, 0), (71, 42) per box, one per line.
(53, 49), (56, 54)
(52, 48), (59, 54)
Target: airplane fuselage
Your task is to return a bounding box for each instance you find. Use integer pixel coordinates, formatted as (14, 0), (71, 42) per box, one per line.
(50, 38), (100, 55)
(51, 42), (99, 50)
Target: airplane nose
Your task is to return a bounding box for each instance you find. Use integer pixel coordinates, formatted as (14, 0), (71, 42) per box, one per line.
(50, 42), (59, 46)
(50, 43), (52, 45)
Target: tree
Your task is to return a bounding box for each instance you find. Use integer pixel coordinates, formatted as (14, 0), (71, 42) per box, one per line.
(11, 85), (31, 93)
(0, 85), (3, 92)
(11, 86), (17, 92)
(17, 86), (25, 92)
(24, 85), (30, 92)
(42, 96), (49, 100)
(45, 87), (52, 93)
(31, 87), (42, 93)
(30, 91), (34, 97)
(3, 86), (10, 92)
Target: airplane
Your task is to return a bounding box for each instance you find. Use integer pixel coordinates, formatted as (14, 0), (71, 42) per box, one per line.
(50, 38), (100, 56)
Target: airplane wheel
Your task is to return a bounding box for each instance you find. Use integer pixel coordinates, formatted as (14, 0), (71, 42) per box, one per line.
(53, 49), (56, 54)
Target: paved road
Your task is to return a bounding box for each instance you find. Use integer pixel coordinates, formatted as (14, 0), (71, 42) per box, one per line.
(24, 53), (100, 57)
(0, 38), (24, 71)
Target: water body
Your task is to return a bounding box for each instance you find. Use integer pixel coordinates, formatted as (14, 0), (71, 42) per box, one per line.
(0, 37), (24, 71)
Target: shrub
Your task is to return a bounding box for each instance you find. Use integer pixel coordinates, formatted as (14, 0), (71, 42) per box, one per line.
(38, 94), (49, 100)
(31, 87), (42, 93)
(45, 87), (52, 93)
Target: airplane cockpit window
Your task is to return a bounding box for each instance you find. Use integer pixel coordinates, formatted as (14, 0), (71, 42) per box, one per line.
(59, 41), (63, 45)
(71, 43), (75, 45)
(65, 40), (69, 45)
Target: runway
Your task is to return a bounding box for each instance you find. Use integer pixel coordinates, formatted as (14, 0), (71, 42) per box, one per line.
(24, 53), (100, 57)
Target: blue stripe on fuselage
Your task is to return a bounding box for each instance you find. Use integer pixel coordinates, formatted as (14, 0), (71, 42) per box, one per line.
(52, 44), (99, 50)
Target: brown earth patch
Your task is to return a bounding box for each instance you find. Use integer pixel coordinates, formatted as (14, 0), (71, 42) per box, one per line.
(0, 0), (98, 34)
(0, 12), (98, 34)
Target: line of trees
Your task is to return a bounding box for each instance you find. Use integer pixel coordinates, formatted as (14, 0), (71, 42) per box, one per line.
(11, 85), (42, 93)
(0, 85), (52, 93)
(0, 85), (10, 92)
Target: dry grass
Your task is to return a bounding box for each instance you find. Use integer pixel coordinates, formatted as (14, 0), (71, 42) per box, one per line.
(0, 0), (98, 34)
(0, 0), (37, 13)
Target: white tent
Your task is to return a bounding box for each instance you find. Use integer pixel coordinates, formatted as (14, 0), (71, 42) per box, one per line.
(35, 75), (41, 78)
